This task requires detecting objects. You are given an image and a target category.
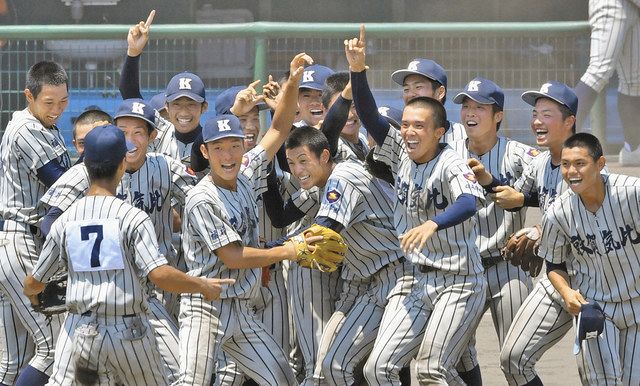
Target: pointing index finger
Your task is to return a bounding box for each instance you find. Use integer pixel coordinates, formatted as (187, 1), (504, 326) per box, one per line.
(145, 10), (156, 27)
(359, 24), (366, 44)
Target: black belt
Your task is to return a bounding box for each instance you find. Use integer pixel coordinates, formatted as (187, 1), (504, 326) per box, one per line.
(80, 310), (136, 318)
(419, 264), (437, 273)
(482, 255), (504, 270)
(0, 219), (38, 235)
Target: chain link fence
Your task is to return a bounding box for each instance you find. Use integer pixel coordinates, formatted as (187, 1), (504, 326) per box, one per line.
(0, 23), (608, 148)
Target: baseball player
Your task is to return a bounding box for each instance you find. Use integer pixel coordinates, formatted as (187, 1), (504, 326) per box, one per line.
(177, 53), (307, 385)
(473, 82), (583, 385)
(449, 77), (539, 384)
(0, 60), (71, 386)
(346, 29), (487, 385)
(296, 64), (335, 128)
(280, 125), (416, 386)
(23, 123), (233, 385)
(71, 108), (112, 158)
(574, 0), (640, 166)
(541, 132), (640, 384)
(40, 98), (197, 383)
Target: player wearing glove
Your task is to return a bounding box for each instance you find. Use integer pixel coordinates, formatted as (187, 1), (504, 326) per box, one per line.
(288, 224), (347, 272)
(502, 224), (544, 277)
(29, 273), (67, 316)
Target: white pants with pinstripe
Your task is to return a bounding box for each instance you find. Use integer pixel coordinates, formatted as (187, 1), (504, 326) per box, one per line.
(364, 271), (487, 386)
(456, 260), (533, 374)
(499, 278), (574, 385)
(177, 295), (297, 386)
(0, 230), (62, 381)
(576, 296), (640, 385)
(316, 259), (417, 386)
(216, 263), (292, 385)
(0, 292), (34, 385)
(49, 312), (167, 385)
(289, 264), (341, 385)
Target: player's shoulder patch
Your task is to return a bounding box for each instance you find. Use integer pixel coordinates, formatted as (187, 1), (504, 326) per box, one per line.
(527, 148), (541, 157)
(463, 173), (477, 182)
(326, 189), (342, 203)
(242, 155), (250, 167)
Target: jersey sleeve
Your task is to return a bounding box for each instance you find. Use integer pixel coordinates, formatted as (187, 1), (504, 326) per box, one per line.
(150, 115), (179, 159)
(168, 156), (197, 207)
(188, 200), (242, 252)
(513, 158), (538, 195)
(128, 211), (169, 277)
(509, 141), (541, 180)
(372, 129), (405, 175)
(538, 210), (571, 265)
(317, 176), (362, 228)
(446, 157), (485, 202)
(14, 123), (67, 172)
(292, 186), (320, 214)
(241, 145), (270, 195)
(40, 165), (90, 211)
(31, 220), (66, 282)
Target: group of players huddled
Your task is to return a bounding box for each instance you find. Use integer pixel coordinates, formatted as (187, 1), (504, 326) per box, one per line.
(0, 9), (639, 386)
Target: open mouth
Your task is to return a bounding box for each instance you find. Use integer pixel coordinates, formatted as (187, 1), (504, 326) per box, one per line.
(406, 140), (419, 150)
(177, 117), (193, 125)
(221, 163), (236, 171)
(310, 109), (323, 117)
(466, 120), (478, 128)
(244, 134), (256, 141)
(568, 177), (582, 186)
(535, 129), (548, 140)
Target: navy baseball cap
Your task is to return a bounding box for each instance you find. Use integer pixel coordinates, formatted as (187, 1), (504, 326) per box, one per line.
(378, 105), (403, 129)
(83, 124), (136, 168)
(573, 301), (605, 355)
(202, 114), (245, 143)
(149, 93), (166, 112)
(521, 81), (578, 115)
(165, 72), (206, 103)
(114, 98), (156, 130)
(215, 86), (268, 116)
(453, 77), (505, 109)
(391, 58), (448, 89)
(299, 65), (335, 91)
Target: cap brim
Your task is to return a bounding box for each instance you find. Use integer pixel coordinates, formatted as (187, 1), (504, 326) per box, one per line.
(166, 92), (205, 103)
(203, 133), (245, 143)
(114, 113), (156, 129)
(391, 69), (436, 86)
(299, 84), (324, 91)
(521, 91), (569, 112)
(453, 92), (496, 106)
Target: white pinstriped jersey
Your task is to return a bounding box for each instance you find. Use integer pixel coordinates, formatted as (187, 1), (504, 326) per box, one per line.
(513, 151), (566, 212)
(41, 153), (196, 263)
(373, 130), (485, 274)
(148, 113), (179, 160)
(443, 120), (468, 144)
(182, 145), (269, 299)
(287, 180), (321, 234)
(0, 108), (71, 226)
(541, 174), (640, 303)
(335, 133), (369, 163)
(450, 137), (540, 258)
(316, 160), (403, 280)
(32, 195), (167, 318)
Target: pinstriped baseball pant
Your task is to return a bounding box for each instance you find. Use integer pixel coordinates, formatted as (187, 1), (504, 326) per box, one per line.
(0, 231), (62, 379)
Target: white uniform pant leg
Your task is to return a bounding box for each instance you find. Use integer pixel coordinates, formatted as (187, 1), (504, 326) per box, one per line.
(148, 297), (180, 385)
(0, 293), (34, 385)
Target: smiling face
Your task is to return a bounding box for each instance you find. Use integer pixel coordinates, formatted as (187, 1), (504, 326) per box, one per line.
(298, 88), (325, 126)
(561, 146), (605, 195)
(25, 84), (69, 128)
(286, 145), (332, 190)
(460, 97), (502, 139)
(328, 93), (361, 143)
(201, 137), (245, 190)
(402, 74), (444, 105)
(237, 106), (261, 150)
(531, 98), (574, 150)
(166, 97), (207, 134)
(115, 116), (155, 172)
(400, 104), (445, 163)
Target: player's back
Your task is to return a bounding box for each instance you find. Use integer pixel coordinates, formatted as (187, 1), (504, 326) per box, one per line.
(0, 108), (70, 225)
(47, 195), (164, 319)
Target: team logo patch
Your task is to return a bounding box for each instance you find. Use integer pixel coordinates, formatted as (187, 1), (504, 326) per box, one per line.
(326, 189), (341, 203)
(464, 173), (477, 182)
(186, 166), (196, 176)
(527, 148), (540, 157)
(242, 155), (250, 167)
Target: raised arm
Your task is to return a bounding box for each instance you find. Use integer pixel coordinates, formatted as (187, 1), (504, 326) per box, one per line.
(321, 82), (352, 157)
(345, 25), (391, 146)
(119, 10), (155, 100)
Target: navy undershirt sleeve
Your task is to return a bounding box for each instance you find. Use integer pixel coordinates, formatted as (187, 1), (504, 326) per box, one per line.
(36, 159), (67, 189)
(546, 261), (568, 275)
(41, 206), (63, 237)
(350, 70), (390, 146)
(431, 193), (477, 230)
(321, 96), (351, 158)
(261, 165), (306, 228)
(119, 55), (143, 100)
(315, 216), (345, 233)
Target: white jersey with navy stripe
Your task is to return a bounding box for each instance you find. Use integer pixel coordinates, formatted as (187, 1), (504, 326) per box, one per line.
(32, 195), (167, 318)
(443, 120), (468, 144)
(182, 145), (269, 299)
(373, 130), (485, 274)
(41, 153), (195, 263)
(513, 150), (566, 212)
(0, 108), (71, 226)
(450, 137), (540, 258)
(149, 113), (179, 160)
(335, 133), (369, 163)
(317, 160), (403, 280)
(541, 174), (640, 303)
